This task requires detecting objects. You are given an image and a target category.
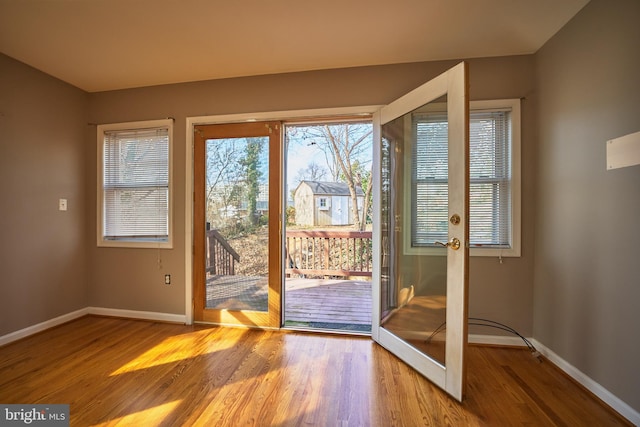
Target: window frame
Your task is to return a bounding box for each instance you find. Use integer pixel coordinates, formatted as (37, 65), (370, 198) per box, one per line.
(97, 119), (174, 249)
(403, 99), (521, 258)
(318, 197), (330, 210)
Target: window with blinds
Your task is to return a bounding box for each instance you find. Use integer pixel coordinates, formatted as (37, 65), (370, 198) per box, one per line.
(410, 100), (520, 256)
(97, 120), (172, 248)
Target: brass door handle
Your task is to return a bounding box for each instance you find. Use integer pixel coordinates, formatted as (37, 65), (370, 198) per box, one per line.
(434, 237), (461, 250)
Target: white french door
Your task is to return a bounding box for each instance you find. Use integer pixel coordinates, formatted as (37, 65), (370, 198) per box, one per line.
(372, 62), (469, 401)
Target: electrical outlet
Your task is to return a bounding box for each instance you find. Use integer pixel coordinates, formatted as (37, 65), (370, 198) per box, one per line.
(164, 274), (171, 285)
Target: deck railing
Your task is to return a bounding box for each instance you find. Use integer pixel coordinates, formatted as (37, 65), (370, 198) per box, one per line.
(206, 229), (240, 276)
(286, 230), (373, 278)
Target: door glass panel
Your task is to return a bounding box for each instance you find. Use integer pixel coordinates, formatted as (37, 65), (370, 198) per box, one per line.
(380, 95), (448, 366)
(204, 136), (270, 312)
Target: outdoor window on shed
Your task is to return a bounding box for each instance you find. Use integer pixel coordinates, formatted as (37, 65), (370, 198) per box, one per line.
(318, 197), (329, 210)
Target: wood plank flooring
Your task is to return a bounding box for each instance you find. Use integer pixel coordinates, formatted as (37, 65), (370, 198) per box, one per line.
(0, 316), (631, 426)
(205, 276), (372, 329)
(284, 278), (371, 326)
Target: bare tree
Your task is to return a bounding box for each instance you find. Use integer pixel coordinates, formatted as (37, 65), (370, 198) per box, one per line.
(300, 123), (373, 230)
(295, 161), (328, 182)
(291, 162), (329, 202)
(350, 160), (373, 231)
(205, 139), (245, 228)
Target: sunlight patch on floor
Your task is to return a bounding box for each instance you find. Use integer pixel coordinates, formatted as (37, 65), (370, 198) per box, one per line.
(109, 328), (238, 375)
(90, 400), (182, 427)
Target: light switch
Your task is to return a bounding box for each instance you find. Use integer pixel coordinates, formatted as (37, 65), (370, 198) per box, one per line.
(59, 198), (68, 211)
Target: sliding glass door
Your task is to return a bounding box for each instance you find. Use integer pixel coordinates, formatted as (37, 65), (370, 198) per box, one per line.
(193, 122), (282, 327)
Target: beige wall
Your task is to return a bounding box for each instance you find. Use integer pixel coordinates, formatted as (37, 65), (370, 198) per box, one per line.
(534, 0), (640, 412)
(0, 52), (536, 333)
(86, 55), (536, 332)
(2, 1), (638, 414)
(0, 54), (88, 335)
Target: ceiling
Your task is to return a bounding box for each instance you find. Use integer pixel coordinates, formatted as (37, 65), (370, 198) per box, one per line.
(0, 0), (589, 93)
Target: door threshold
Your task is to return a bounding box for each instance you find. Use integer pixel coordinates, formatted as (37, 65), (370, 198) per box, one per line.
(283, 321), (371, 337)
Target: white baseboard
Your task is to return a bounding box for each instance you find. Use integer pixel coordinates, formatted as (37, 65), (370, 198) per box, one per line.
(471, 335), (638, 425)
(0, 308), (90, 347)
(0, 307), (186, 347)
(469, 334), (528, 347)
(2, 314), (636, 425)
(87, 307), (187, 324)
(530, 339), (640, 426)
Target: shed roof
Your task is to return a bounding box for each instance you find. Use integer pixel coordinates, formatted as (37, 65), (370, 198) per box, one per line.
(298, 180), (364, 196)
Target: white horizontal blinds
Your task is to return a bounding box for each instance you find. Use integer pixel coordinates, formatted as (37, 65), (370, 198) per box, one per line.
(469, 111), (511, 248)
(103, 127), (169, 241)
(412, 110), (511, 248)
(412, 113), (449, 246)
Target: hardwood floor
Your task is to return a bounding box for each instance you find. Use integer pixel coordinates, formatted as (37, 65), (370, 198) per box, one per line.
(0, 316), (631, 426)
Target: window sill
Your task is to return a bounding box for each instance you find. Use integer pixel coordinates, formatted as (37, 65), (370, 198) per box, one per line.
(97, 239), (173, 249)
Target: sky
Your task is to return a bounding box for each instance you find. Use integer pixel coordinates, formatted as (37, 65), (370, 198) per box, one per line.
(284, 123), (373, 202)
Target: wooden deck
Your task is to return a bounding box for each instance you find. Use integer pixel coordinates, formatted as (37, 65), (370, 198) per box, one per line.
(284, 278), (371, 330)
(205, 276), (372, 331)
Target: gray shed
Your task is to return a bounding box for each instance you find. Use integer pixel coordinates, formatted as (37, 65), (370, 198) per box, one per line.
(293, 180), (364, 226)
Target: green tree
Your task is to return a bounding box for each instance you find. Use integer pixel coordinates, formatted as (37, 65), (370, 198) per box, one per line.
(242, 138), (263, 226)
